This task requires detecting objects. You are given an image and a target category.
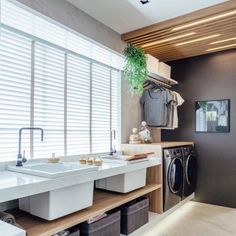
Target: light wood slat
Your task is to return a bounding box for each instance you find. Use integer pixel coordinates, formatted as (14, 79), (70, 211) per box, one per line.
(122, 1), (236, 62)
(129, 15), (236, 45)
(146, 34), (236, 55)
(122, 1), (236, 41)
(155, 46), (236, 62)
(142, 28), (236, 52)
(13, 183), (161, 236)
(133, 18), (236, 47)
(145, 34), (236, 54)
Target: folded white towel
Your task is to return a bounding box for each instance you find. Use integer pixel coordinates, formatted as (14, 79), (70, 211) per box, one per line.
(0, 212), (15, 224)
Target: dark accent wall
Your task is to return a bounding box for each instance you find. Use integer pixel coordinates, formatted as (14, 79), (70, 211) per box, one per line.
(162, 49), (236, 208)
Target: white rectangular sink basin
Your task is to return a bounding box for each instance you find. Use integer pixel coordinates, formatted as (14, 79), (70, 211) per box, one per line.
(20, 181), (94, 220)
(96, 168), (147, 193)
(8, 162), (98, 178)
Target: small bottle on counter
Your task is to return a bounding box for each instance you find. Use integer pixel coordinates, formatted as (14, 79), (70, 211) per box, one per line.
(79, 156), (87, 165)
(47, 153), (60, 163)
(87, 157), (94, 165)
(94, 157), (103, 166)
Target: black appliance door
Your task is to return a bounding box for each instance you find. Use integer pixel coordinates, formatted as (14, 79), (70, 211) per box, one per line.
(185, 154), (197, 186)
(167, 157), (183, 194)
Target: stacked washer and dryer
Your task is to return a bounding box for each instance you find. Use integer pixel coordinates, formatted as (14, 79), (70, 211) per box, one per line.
(163, 145), (197, 212)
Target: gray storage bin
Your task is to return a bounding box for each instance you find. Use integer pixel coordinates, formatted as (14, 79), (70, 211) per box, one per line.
(53, 228), (80, 236)
(69, 230), (80, 236)
(121, 197), (149, 235)
(79, 210), (120, 236)
(66, 225), (80, 236)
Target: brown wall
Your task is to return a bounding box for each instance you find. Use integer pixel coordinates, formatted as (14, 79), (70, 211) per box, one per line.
(162, 49), (236, 208)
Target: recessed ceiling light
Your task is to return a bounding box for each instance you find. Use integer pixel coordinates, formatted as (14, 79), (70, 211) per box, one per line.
(142, 32), (195, 48)
(172, 10), (236, 31)
(209, 37), (236, 45)
(140, 0), (149, 5)
(206, 43), (236, 52)
(175, 34), (220, 46)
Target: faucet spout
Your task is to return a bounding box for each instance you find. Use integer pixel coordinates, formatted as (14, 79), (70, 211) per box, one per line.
(16, 127), (44, 167)
(109, 130), (116, 156)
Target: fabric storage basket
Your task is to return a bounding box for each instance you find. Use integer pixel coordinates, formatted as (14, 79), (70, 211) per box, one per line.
(68, 227), (80, 236)
(69, 231), (80, 236)
(53, 226), (80, 236)
(79, 210), (120, 236)
(120, 197), (149, 235)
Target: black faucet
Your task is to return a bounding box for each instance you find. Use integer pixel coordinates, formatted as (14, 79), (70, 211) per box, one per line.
(109, 130), (116, 156)
(16, 127), (44, 167)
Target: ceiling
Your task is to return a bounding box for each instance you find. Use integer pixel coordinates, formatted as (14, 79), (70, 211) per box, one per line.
(122, 1), (236, 62)
(67, 0), (226, 34)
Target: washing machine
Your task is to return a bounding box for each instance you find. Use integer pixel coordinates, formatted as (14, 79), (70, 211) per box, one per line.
(181, 145), (197, 200)
(163, 147), (183, 212)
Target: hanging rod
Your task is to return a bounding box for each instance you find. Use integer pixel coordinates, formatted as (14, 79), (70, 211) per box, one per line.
(147, 72), (178, 86)
(144, 77), (172, 89)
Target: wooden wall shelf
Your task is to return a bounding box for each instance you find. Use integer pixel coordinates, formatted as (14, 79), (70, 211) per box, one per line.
(13, 183), (161, 236)
(147, 72), (178, 86)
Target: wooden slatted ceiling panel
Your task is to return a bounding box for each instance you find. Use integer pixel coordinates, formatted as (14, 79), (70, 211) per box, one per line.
(122, 1), (236, 62)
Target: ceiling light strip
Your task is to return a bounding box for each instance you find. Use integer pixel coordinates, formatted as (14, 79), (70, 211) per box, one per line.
(209, 37), (236, 45)
(175, 34), (220, 46)
(206, 43), (236, 52)
(172, 10), (236, 31)
(141, 32), (195, 48)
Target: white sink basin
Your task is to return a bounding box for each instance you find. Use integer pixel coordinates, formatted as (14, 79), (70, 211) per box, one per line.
(8, 162), (98, 178)
(11, 162), (98, 220)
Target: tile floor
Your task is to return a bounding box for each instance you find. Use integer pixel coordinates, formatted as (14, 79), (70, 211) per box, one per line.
(143, 202), (236, 236)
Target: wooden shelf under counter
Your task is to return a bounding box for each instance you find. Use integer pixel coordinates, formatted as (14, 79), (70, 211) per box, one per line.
(13, 183), (161, 236)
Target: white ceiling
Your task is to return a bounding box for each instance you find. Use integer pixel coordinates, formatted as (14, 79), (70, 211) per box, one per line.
(67, 0), (226, 34)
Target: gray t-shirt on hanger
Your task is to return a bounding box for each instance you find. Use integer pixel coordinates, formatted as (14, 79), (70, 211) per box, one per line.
(141, 89), (173, 127)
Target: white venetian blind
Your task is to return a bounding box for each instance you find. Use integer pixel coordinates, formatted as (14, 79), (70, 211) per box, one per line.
(33, 43), (65, 158)
(67, 54), (90, 155)
(91, 64), (111, 153)
(0, 28), (31, 160)
(0, 0), (121, 161)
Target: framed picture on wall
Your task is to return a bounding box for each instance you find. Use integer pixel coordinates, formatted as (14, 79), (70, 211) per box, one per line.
(195, 99), (230, 133)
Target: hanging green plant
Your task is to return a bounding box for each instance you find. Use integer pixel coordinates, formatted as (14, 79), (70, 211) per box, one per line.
(123, 44), (148, 95)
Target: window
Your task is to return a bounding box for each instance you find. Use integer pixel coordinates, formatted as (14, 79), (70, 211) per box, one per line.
(0, 0), (122, 161)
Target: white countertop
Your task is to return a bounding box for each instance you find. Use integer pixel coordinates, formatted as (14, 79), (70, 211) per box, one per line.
(0, 158), (161, 203)
(122, 142), (194, 148)
(0, 221), (26, 236)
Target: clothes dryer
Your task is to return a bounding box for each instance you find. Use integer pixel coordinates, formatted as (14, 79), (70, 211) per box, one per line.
(163, 147), (183, 211)
(181, 145), (197, 199)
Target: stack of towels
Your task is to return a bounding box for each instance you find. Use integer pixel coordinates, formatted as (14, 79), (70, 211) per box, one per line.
(0, 211), (24, 230)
